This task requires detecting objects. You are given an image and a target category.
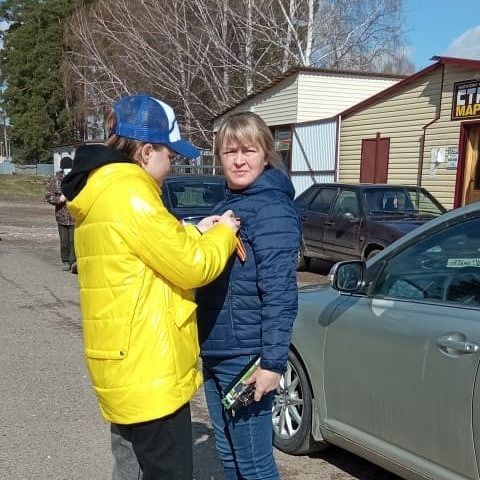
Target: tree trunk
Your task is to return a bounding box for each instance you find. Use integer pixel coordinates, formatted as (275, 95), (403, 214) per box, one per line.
(245, 0), (253, 95)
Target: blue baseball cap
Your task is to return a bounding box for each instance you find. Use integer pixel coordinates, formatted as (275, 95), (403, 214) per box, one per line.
(113, 95), (200, 159)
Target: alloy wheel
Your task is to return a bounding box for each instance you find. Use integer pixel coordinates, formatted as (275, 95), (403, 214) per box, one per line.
(272, 361), (304, 439)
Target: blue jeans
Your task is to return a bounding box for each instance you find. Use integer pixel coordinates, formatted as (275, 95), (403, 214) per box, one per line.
(203, 355), (280, 480)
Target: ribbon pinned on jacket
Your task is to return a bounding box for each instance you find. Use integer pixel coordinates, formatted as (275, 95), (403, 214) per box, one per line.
(236, 237), (247, 262)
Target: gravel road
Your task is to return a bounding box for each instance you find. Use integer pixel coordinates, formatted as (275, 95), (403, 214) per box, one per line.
(0, 200), (399, 480)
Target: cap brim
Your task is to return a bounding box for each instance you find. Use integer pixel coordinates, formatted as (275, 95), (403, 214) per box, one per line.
(168, 140), (201, 159)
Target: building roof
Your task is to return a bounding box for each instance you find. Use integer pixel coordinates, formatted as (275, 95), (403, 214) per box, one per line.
(212, 66), (406, 121)
(340, 56), (480, 120)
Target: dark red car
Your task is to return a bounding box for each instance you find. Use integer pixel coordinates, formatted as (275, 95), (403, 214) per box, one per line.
(294, 183), (447, 270)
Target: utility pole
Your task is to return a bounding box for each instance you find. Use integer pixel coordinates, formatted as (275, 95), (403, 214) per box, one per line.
(3, 112), (9, 160)
(0, 109), (8, 161)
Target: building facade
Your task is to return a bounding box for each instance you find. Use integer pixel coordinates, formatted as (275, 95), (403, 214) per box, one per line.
(213, 67), (403, 195)
(338, 56), (480, 209)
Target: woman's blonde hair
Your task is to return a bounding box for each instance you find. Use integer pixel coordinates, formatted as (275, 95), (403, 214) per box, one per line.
(214, 112), (286, 171)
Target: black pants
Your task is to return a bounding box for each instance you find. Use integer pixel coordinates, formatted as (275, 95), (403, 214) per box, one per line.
(111, 403), (193, 480)
(58, 224), (75, 264)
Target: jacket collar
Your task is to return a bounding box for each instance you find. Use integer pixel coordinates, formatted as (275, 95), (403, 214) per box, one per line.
(61, 145), (131, 201)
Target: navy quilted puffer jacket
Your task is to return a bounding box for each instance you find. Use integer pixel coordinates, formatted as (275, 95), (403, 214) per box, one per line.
(196, 167), (301, 373)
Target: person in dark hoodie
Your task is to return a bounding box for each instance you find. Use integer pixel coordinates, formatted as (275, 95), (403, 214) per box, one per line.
(61, 94), (240, 480)
(196, 112), (301, 480)
(45, 156), (76, 272)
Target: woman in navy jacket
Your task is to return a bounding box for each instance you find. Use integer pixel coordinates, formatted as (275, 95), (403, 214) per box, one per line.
(196, 112), (300, 480)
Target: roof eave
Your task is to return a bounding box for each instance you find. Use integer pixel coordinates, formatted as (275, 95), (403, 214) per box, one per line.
(431, 55), (480, 69)
(341, 56), (480, 120)
(211, 66), (406, 122)
(340, 62), (441, 119)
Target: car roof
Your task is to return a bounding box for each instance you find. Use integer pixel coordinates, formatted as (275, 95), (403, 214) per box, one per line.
(307, 183), (427, 190)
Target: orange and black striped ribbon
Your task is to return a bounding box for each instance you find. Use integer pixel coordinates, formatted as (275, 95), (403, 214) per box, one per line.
(236, 237), (247, 262)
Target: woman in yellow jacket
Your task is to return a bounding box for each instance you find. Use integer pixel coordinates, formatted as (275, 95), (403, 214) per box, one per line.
(61, 95), (239, 480)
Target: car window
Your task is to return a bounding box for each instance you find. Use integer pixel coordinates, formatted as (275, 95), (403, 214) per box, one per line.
(309, 188), (336, 214)
(363, 188), (413, 214)
(332, 190), (359, 218)
(373, 217), (480, 308)
(406, 188), (445, 215)
(166, 182), (225, 208)
(294, 186), (319, 208)
(363, 187), (444, 217)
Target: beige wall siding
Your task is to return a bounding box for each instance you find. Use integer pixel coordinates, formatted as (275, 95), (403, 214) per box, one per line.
(339, 64), (480, 209)
(214, 71), (402, 130)
(420, 65), (480, 208)
(339, 68), (443, 186)
(213, 75), (299, 130)
(297, 72), (400, 122)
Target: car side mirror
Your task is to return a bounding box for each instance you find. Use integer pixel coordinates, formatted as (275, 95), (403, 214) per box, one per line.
(341, 211), (356, 221)
(329, 260), (366, 293)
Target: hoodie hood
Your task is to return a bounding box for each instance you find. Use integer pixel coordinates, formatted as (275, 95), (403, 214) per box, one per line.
(61, 144), (132, 201)
(226, 167), (295, 200)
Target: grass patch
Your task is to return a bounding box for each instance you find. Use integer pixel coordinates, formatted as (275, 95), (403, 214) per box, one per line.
(0, 174), (49, 202)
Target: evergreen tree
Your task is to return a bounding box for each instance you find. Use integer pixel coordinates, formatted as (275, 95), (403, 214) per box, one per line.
(0, 0), (76, 164)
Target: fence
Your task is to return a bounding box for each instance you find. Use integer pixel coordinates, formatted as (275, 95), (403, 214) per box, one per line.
(0, 162), (54, 176)
(0, 160), (220, 177)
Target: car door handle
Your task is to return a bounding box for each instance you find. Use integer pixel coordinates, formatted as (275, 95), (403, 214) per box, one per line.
(437, 336), (479, 354)
(300, 215), (307, 221)
(324, 221), (334, 226)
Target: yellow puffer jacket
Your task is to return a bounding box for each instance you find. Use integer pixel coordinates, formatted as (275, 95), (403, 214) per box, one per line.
(68, 162), (236, 424)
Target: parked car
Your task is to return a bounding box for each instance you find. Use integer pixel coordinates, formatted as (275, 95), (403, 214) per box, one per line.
(162, 174), (226, 224)
(294, 183), (447, 269)
(273, 201), (480, 480)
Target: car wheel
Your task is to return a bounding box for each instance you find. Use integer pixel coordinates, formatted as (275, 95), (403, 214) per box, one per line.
(297, 243), (311, 271)
(272, 350), (320, 454)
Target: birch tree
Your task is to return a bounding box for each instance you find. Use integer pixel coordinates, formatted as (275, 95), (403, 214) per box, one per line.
(65, 0), (411, 145)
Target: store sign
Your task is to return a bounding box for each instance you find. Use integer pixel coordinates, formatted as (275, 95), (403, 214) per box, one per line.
(452, 79), (480, 120)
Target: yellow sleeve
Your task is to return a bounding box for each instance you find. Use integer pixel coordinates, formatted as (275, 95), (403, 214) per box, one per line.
(113, 176), (236, 290)
(184, 224), (202, 239)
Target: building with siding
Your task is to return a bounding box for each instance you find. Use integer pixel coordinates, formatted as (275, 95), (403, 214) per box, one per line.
(338, 56), (480, 209)
(213, 67), (403, 195)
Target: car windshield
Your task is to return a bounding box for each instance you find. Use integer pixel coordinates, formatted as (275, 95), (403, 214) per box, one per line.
(165, 181), (225, 209)
(363, 187), (444, 217)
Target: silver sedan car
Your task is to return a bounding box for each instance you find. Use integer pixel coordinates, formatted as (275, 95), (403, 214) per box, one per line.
(273, 201), (480, 480)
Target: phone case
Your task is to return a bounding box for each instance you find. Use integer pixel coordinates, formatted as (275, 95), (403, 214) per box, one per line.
(221, 356), (260, 411)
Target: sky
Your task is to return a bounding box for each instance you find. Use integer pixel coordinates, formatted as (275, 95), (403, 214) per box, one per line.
(405, 0), (480, 70)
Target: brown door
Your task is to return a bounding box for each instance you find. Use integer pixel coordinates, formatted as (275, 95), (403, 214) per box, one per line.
(360, 136), (390, 183)
(463, 126), (480, 205)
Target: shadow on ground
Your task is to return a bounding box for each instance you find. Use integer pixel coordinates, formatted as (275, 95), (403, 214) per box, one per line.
(309, 446), (402, 480)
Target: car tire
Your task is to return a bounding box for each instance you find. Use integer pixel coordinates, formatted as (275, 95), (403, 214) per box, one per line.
(273, 350), (321, 455)
(297, 243), (311, 272)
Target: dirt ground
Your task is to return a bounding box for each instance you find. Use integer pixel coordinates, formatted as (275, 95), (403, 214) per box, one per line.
(0, 200), (399, 480)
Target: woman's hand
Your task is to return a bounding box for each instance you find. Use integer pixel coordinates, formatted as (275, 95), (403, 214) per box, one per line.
(196, 214), (221, 233)
(245, 367), (281, 402)
(197, 210), (240, 234)
(216, 209), (240, 234)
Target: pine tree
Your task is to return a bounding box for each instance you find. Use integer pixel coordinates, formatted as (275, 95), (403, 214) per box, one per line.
(1, 0), (76, 164)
